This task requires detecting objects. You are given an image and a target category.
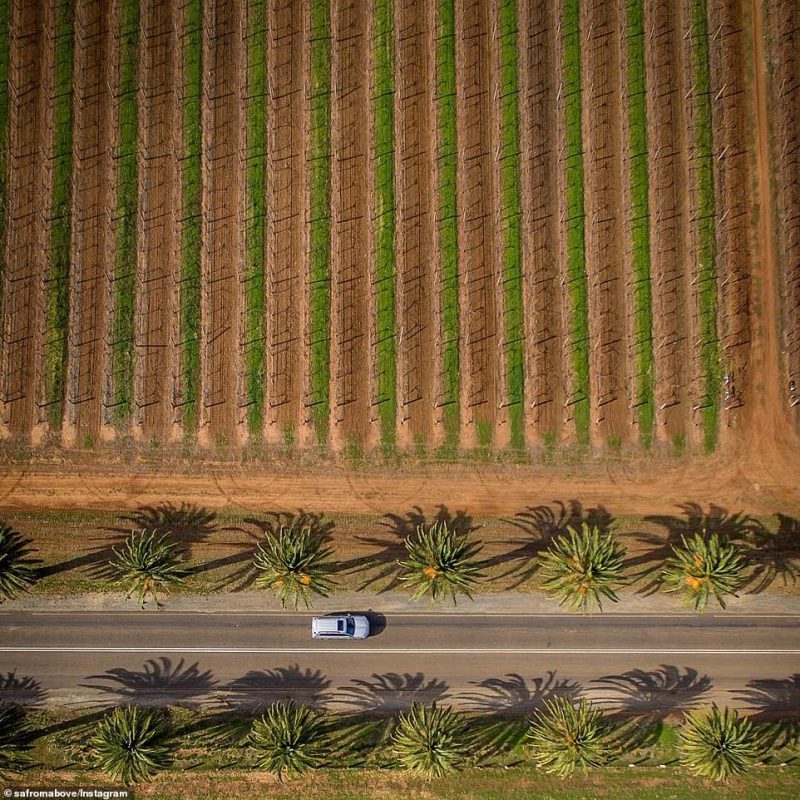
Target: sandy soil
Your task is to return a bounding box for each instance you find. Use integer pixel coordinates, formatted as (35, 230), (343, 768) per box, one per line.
(199, 0), (244, 446)
(581, 0), (629, 446)
(265, 0), (309, 444)
(64, 0), (118, 446)
(394, 0), (440, 448)
(455, 0), (502, 448)
(518, 0), (564, 443)
(644, 0), (691, 443)
(0, 0), (54, 438)
(329, 0), (374, 451)
(134, 0), (181, 441)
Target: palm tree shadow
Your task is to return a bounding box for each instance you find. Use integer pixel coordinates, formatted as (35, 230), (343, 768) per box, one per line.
(744, 514), (800, 594)
(631, 503), (766, 595)
(734, 674), (800, 750)
(485, 500), (614, 588)
(80, 657), (217, 709)
(341, 504), (477, 593)
(461, 671), (582, 758)
(0, 671), (48, 709)
(592, 665), (713, 754)
(220, 664), (332, 711)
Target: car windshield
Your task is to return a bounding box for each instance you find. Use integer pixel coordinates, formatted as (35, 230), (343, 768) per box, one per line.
(346, 617), (356, 636)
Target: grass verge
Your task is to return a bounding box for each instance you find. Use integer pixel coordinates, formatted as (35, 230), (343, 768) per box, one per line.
(562, 0), (590, 445)
(0, 0), (8, 355)
(111, 0), (139, 424)
(498, 0), (525, 451)
(244, 0), (266, 435)
(180, 0), (203, 432)
(626, 0), (654, 447)
(46, 0), (75, 428)
(374, 0), (397, 452)
(690, 0), (720, 452)
(309, 0), (332, 445)
(437, 0), (460, 453)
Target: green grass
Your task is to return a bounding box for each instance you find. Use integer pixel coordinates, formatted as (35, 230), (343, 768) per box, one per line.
(374, 0), (397, 451)
(181, 0), (203, 432)
(244, 0), (267, 434)
(498, 0), (525, 452)
(437, 0), (460, 452)
(111, 0), (139, 424)
(309, 0), (332, 445)
(626, 0), (654, 448)
(46, 0), (75, 428)
(0, 0), (9, 356)
(689, 0), (720, 452)
(562, 0), (590, 445)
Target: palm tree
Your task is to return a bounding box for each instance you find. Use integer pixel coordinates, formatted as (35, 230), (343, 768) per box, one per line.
(253, 525), (337, 609)
(110, 529), (189, 609)
(392, 703), (471, 778)
(679, 705), (761, 781)
(90, 706), (172, 783)
(526, 696), (614, 777)
(0, 703), (30, 778)
(661, 532), (747, 611)
(398, 521), (485, 604)
(538, 524), (627, 612)
(0, 523), (39, 601)
(248, 700), (328, 780)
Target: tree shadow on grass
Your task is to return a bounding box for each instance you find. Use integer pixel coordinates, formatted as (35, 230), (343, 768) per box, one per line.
(220, 664), (332, 711)
(0, 671), (47, 709)
(484, 500), (614, 588)
(340, 504), (477, 593)
(734, 674), (800, 750)
(80, 657), (217, 709)
(0, 701), (38, 771)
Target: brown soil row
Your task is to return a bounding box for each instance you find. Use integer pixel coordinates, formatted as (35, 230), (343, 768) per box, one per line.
(455, 0), (503, 448)
(581, 0), (629, 445)
(518, 0), (565, 442)
(329, 0), (374, 451)
(265, 0), (310, 445)
(644, 0), (692, 442)
(707, 0), (752, 442)
(64, 0), (118, 445)
(0, 0), (55, 439)
(765, 0), (800, 429)
(393, 0), (440, 448)
(134, 0), (181, 442)
(199, 0), (244, 446)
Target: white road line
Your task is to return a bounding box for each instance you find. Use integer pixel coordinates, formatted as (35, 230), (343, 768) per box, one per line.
(2, 647), (799, 654)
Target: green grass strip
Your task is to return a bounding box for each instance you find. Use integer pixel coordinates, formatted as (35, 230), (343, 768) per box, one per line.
(498, 0), (525, 451)
(374, 0), (396, 450)
(181, 0), (202, 432)
(562, 0), (590, 445)
(690, 0), (720, 452)
(309, 0), (331, 445)
(46, 0), (75, 428)
(111, 0), (139, 424)
(626, 0), (654, 447)
(244, 0), (266, 435)
(0, 0), (9, 356)
(437, 0), (460, 452)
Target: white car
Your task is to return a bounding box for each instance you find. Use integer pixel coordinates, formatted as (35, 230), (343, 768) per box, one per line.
(311, 614), (370, 640)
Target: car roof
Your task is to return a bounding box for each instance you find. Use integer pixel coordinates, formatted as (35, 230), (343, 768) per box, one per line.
(314, 617), (345, 632)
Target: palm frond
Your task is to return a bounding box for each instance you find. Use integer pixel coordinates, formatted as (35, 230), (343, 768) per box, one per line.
(397, 521), (485, 604)
(110, 529), (189, 609)
(248, 700), (328, 780)
(90, 706), (172, 784)
(679, 705), (761, 781)
(538, 523), (627, 612)
(526, 696), (614, 777)
(0, 523), (39, 601)
(391, 703), (470, 778)
(253, 526), (337, 609)
(661, 532), (747, 611)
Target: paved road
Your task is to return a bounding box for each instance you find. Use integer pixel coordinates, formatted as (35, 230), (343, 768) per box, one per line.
(1, 612), (798, 712)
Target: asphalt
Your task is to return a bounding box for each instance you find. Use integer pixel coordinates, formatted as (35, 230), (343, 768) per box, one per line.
(1, 611), (798, 712)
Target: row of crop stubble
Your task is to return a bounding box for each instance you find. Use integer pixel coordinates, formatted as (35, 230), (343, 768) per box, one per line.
(0, 0), (745, 456)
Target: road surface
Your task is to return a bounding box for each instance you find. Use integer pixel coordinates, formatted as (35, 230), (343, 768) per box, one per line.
(1, 612), (798, 713)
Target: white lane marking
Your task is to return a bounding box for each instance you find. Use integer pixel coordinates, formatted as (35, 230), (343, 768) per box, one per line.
(2, 647), (799, 654)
